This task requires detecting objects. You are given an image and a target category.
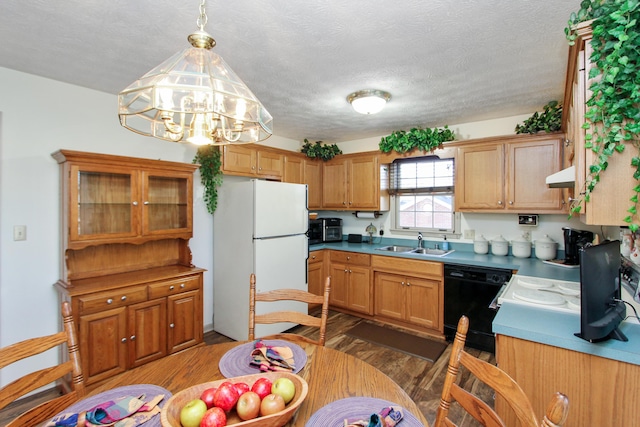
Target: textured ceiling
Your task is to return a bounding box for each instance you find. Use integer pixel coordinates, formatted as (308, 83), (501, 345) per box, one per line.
(0, 0), (578, 143)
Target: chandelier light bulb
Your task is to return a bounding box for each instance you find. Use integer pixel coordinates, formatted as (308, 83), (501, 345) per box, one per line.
(347, 89), (391, 115)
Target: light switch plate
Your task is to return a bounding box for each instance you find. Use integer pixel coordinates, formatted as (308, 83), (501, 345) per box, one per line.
(13, 225), (26, 241)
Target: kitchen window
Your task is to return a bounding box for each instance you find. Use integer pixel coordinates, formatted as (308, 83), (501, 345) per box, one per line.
(389, 156), (459, 236)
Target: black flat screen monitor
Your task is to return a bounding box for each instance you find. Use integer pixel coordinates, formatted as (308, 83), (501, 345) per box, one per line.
(575, 240), (627, 342)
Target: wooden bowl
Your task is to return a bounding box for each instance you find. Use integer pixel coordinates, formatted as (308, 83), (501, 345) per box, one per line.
(160, 371), (308, 427)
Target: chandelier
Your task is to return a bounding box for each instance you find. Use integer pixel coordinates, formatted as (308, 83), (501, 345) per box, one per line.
(347, 89), (391, 115)
(118, 0), (272, 145)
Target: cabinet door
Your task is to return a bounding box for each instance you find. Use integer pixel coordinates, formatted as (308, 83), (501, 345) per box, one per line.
(257, 150), (283, 178)
(222, 145), (256, 175)
(69, 165), (140, 242)
(307, 253), (325, 297)
(456, 144), (504, 210)
(506, 140), (563, 211)
(305, 160), (323, 209)
(284, 155), (305, 184)
(374, 273), (405, 321)
(167, 290), (202, 353)
(328, 263), (349, 308)
(128, 299), (167, 368)
(348, 266), (372, 314)
(349, 156), (379, 209)
(322, 160), (348, 208)
(142, 171), (193, 236)
(406, 277), (440, 329)
(79, 307), (128, 385)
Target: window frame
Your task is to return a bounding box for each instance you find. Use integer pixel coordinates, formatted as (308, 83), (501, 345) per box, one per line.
(388, 156), (460, 238)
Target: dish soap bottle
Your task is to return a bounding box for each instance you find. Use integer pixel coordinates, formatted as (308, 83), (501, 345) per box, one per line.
(442, 235), (449, 251)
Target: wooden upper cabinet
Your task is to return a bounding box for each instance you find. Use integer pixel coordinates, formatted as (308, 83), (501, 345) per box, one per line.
(305, 160), (323, 210)
(322, 154), (388, 210)
(283, 154), (305, 184)
(455, 134), (565, 213)
(563, 22), (637, 226)
(52, 150), (197, 249)
(221, 145), (283, 179)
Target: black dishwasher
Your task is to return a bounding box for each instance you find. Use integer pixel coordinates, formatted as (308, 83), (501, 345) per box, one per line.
(443, 264), (512, 353)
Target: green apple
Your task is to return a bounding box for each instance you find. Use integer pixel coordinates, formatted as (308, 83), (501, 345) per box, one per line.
(271, 377), (296, 404)
(179, 398), (207, 427)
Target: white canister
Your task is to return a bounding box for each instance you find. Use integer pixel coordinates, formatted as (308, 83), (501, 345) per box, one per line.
(534, 235), (558, 260)
(474, 235), (489, 254)
(491, 235), (509, 256)
(511, 235), (532, 258)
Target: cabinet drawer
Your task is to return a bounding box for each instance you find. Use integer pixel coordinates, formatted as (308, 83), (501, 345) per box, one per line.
(330, 251), (370, 266)
(148, 275), (200, 299)
(372, 255), (443, 278)
(309, 250), (325, 264)
(78, 286), (147, 315)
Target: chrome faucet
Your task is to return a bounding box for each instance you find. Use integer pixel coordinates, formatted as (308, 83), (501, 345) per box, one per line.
(417, 232), (423, 248)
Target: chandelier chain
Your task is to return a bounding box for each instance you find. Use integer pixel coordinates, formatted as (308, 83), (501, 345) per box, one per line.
(197, 0), (208, 31)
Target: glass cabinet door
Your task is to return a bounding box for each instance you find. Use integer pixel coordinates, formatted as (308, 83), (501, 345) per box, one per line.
(70, 165), (139, 241)
(142, 172), (192, 235)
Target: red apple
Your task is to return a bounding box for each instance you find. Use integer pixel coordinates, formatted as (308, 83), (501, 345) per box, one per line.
(251, 377), (272, 400)
(199, 387), (217, 409)
(212, 381), (240, 412)
(199, 406), (227, 427)
(179, 398), (208, 427)
(235, 391), (261, 421)
(260, 393), (285, 416)
(234, 382), (250, 396)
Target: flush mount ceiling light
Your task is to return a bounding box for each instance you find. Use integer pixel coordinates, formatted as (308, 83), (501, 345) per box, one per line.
(118, 0), (272, 145)
(347, 89), (391, 115)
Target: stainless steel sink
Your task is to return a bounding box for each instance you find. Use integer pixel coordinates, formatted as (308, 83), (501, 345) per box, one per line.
(410, 248), (454, 257)
(375, 245), (415, 253)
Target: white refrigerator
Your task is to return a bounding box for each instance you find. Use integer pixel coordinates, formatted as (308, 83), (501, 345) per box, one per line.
(213, 177), (309, 341)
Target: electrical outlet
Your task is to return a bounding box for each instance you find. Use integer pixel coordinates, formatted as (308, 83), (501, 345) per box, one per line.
(463, 229), (475, 240)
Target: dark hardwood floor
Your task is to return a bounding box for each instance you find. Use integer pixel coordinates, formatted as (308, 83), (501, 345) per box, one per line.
(1, 310), (494, 427)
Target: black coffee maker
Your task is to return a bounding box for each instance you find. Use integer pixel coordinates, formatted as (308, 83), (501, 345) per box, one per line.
(563, 227), (595, 265)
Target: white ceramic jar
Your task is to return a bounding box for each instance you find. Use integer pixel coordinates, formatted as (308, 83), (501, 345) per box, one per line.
(491, 235), (509, 256)
(534, 234), (558, 260)
(473, 235), (489, 254)
(511, 235), (531, 258)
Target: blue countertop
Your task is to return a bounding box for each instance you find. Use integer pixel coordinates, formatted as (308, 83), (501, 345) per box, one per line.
(312, 238), (640, 366)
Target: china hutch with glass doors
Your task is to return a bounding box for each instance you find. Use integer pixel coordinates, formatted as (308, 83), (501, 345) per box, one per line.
(52, 150), (205, 387)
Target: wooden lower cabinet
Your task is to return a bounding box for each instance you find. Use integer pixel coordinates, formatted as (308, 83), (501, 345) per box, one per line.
(308, 251), (326, 298)
(495, 334), (640, 426)
(57, 267), (204, 386)
(328, 251), (372, 315)
(374, 273), (440, 330)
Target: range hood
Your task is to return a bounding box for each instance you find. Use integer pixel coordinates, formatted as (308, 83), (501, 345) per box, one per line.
(546, 166), (575, 188)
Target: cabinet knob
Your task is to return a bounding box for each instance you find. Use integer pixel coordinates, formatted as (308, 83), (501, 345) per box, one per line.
(312, 255), (316, 260)
(344, 269), (348, 273)
(144, 201), (149, 205)
(130, 335), (136, 341)
(349, 201), (352, 205)
(180, 283), (185, 288)
(347, 256), (350, 260)
(121, 338), (127, 343)
(259, 167), (262, 171)
(497, 200), (503, 205)
(169, 323), (175, 328)
(348, 269), (352, 273)
(121, 296), (127, 301)
(406, 281), (411, 286)
(252, 166), (256, 170)
(401, 281), (405, 286)
(132, 201), (138, 206)
(107, 298), (113, 304)
(169, 285), (175, 290)
(508, 201), (513, 205)
(342, 202), (346, 205)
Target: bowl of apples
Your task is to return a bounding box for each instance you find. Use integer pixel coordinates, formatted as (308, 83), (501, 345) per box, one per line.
(160, 371), (308, 427)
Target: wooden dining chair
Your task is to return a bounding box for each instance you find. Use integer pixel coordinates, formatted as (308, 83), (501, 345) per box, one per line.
(248, 273), (331, 346)
(433, 316), (569, 427)
(0, 301), (85, 426)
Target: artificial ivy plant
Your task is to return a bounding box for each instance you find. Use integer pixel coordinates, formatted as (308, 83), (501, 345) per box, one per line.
(565, 0), (640, 231)
(515, 101), (563, 134)
(301, 139), (342, 161)
(192, 145), (223, 215)
(378, 126), (455, 154)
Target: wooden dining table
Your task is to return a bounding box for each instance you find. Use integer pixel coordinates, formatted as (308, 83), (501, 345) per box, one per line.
(90, 341), (430, 426)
